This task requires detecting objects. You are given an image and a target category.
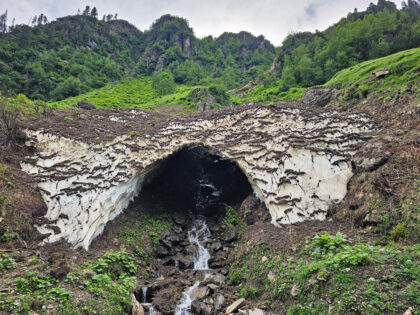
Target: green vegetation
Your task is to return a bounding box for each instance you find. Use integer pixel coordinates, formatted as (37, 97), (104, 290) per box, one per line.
(224, 204), (240, 226)
(0, 249), (137, 314)
(0, 254), (14, 271)
(229, 232), (420, 314)
(116, 211), (172, 263)
(0, 12), (274, 102)
(152, 71), (176, 95)
(233, 82), (305, 104)
(275, 0), (420, 89)
(325, 47), (420, 101)
(50, 77), (199, 110)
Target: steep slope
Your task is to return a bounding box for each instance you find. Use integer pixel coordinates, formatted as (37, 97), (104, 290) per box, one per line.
(0, 13), (275, 102)
(235, 47), (420, 104)
(273, 0), (420, 88)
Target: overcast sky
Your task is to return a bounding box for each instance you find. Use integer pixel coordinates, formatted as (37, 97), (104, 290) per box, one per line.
(0, 0), (391, 45)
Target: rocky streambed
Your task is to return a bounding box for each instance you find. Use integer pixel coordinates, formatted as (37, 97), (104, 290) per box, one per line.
(132, 212), (248, 315)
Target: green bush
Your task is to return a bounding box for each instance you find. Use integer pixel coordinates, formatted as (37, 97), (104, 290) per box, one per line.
(224, 204), (239, 226)
(390, 223), (406, 242)
(0, 254), (14, 271)
(152, 71), (175, 96)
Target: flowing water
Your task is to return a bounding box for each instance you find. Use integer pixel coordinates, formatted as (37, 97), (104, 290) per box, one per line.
(174, 218), (212, 315)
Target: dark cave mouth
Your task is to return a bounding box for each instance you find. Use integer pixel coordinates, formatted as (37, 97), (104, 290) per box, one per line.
(136, 146), (253, 217)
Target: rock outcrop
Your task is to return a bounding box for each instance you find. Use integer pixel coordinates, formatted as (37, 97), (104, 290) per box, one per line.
(302, 86), (336, 107)
(21, 104), (373, 249)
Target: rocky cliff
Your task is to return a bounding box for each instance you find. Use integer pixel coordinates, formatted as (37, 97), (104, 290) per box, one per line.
(20, 104), (373, 249)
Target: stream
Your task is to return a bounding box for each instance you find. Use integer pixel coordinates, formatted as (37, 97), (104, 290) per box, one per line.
(174, 218), (212, 315)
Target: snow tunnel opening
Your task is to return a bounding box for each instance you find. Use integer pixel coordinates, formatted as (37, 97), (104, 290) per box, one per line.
(136, 146), (253, 217)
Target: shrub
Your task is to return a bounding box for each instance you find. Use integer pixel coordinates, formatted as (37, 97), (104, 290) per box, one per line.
(0, 98), (26, 153)
(152, 71), (175, 96)
(224, 204), (239, 226)
(390, 223), (406, 242)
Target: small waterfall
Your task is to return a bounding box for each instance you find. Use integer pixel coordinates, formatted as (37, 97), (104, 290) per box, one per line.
(174, 219), (212, 315)
(188, 218), (211, 270)
(140, 286), (157, 315)
(142, 287), (147, 304)
(195, 174), (221, 214)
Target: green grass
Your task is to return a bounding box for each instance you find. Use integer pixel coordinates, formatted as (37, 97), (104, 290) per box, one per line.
(49, 77), (200, 110)
(232, 81), (305, 104)
(325, 47), (420, 101)
(233, 47), (419, 106)
(229, 232), (420, 314)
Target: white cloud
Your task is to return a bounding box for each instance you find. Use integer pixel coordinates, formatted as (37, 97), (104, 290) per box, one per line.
(0, 0), (381, 45)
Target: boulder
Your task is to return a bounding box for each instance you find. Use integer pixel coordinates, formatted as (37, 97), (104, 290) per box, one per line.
(187, 88), (216, 112)
(302, 86), (336, 107)
(214, 294), (225, 312)
(190, 285), (209, 300)
(373, 67), (390, 78)
(131, 294), (144, 315)
(73, 101), (96, 110)
(247, 308), (265, 315)
(223, 230), (238, 243)
(204, 274), (226, 286)
(353, 140), (390, 172)
(192, 300), (213, 315)
(172, 212), (189, 227)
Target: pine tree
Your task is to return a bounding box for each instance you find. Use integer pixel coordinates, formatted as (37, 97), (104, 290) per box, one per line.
(82, 6), (90, 16)
(0, 10), (7, 33)
(90, 7), (98, 19)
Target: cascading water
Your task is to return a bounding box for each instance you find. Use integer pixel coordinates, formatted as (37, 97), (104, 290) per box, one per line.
(140, 287), (158, 315)
(174, 218), (212, 315)
(194, 174), (222, 215)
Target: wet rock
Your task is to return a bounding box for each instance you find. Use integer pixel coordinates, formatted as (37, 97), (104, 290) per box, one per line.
(212, 241), (223, 251)
(207, 283), (219, 291)
(192, 300), (213, 315)
(156, 246), (172, 258)
(226, 298), (245, 314)
(166, 234), (181, 245)
(185, 244), (199, 254)
(172, 212), (189, 226)
(160, 238), (172, 249)
(131, 294), (144, 315)
(172, 226), (182, 234)
(175, 255), (195, 270)
(302, 86), (336, 107)
(214, 294), (225, 312)
(223, 230), (238, 243)
(190, 285), (209, 300)
(204, 274), (226, 286)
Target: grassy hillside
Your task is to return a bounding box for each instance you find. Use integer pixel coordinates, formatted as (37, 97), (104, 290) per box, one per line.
(232, 47), (420, 105)
(274, 1), (420, 89)
(325, 47), (420, 102)
(50, 77), (199, 111)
